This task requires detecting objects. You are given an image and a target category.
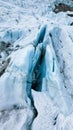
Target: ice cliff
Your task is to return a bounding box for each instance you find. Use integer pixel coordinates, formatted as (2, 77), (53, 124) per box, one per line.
(0, 0), (73, 130)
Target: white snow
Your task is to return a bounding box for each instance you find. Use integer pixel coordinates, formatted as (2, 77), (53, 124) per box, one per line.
(0, 0), (73, 130)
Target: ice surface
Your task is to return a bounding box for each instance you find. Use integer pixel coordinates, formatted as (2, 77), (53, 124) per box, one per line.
(0, 0), (73, 130)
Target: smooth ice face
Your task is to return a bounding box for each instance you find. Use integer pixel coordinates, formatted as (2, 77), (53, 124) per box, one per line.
(50, 27), (73, 97)
(0, 44), (35, 110)
(44, 43), (72, 115)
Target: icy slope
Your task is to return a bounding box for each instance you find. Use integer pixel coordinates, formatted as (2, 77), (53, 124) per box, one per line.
(0, 0), (73, 130)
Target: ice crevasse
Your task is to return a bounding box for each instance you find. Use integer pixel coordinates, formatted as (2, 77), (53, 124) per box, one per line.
(0, 25), (73, 130)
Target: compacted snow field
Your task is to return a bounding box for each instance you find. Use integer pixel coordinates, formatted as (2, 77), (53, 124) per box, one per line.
(0, 0), (73, 130)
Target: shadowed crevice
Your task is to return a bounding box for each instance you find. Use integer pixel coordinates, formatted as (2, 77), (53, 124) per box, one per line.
(34, 25), (47, 47)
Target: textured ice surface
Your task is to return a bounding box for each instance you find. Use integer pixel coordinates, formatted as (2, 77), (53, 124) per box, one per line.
(0, 0), (73, 130)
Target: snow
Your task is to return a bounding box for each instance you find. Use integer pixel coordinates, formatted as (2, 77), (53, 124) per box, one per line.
(50, 26), (73, 99)
(32, 90), (59, 130)
(0, 44), (35, 111)
(0, 0), (73, 130)
(56, 113), (73, 130)
(44, 42), (72, 115)
(0, 108), (34, 130)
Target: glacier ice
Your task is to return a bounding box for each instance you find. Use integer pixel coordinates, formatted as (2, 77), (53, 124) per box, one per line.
(0, 0), (73, 130)
(0, 45), (35, 110)
(0, 24), (73, 130)
(50, 27), (73, 100)
(0, 23), (73, 126)
(0, 25), (47, 110)
(0, 29), (23, 44)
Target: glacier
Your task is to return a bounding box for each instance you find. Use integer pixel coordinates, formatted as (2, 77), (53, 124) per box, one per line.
(0, 0), (73, 130)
